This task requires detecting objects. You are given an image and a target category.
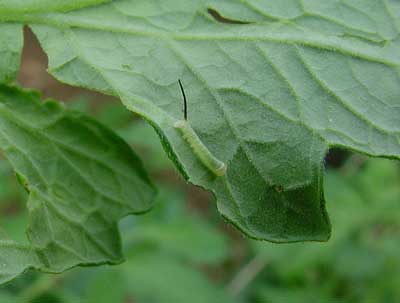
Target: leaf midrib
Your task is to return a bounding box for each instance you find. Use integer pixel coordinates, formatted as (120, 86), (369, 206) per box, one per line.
(25, 12), (399, 158)
(1, 11), (399, 67)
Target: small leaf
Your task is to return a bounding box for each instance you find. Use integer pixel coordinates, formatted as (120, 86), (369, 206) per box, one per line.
(0, 85), (156, 283)
(0, 24), (22, 83)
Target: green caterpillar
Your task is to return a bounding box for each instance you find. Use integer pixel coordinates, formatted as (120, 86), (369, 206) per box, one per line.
(174, 120), (227, 177)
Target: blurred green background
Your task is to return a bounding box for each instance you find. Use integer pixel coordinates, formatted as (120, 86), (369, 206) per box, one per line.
(0, 29), (399, 303)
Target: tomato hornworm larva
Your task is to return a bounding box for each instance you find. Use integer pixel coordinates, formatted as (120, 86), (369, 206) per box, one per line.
(174, 80), (227, 176)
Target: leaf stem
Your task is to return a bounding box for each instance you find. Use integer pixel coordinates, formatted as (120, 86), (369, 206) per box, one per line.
(227, 253), (268, 297)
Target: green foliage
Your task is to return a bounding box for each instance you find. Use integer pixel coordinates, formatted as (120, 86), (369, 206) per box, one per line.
(0, 161), (235, 302)
(0, 0), (398, 242)
(0, 130), (399, 302)
(105, 255), (230, 303)
(252, 158), (400, 303)
(82, 186), (233, 303)
(123, 186), (230, 265)
(0, 86), (155, 283)
(0, 0), (399, 287)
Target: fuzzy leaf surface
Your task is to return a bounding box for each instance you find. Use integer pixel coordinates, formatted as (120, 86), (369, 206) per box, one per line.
(0, 0), (111, 15)
(1, 0), (399, 242)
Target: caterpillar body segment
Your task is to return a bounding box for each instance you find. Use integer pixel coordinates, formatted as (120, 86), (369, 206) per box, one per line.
(174, 120), (227, 177)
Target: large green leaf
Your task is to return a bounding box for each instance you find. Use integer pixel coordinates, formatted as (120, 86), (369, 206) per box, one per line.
(1, 0), (399, 242)
(0, 85), (156, 283)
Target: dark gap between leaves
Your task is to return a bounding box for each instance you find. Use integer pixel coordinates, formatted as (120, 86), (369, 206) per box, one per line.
(324, 148), (350, 169)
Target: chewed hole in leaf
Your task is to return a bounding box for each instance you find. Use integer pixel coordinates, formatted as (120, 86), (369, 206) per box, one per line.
(207, 8), (251, 25)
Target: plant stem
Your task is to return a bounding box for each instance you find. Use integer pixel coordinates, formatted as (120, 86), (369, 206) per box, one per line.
(227, 253), (268, 297)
